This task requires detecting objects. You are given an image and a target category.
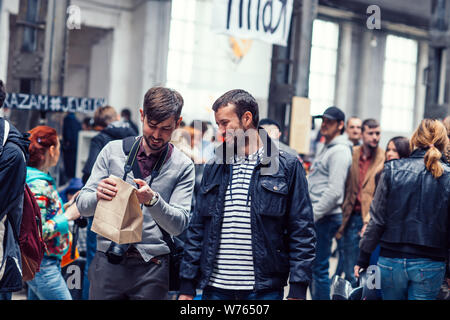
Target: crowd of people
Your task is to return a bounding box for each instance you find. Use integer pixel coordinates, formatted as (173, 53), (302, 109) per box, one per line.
(0, 78), (448, 301)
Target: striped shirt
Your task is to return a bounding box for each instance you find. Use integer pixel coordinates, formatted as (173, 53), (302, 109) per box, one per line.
(208, 149), (262, 290)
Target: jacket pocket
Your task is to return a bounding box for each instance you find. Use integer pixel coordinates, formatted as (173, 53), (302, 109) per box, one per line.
(198, 182), (220, 217)
(256, 177), (289, 216)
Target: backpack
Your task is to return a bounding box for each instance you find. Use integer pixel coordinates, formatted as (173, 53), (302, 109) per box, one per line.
(122, 136), (183, 291)
(3, 121), (46, 281)
(13, 184), (47, 281)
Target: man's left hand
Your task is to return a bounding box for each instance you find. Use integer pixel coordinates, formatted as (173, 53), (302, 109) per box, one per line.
(358, 223), (368, 237)
(134, 178), (156, 204)
(354, 265), (363, 278)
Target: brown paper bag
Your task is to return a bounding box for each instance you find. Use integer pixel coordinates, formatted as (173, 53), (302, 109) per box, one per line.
(91, 175), (143, 244)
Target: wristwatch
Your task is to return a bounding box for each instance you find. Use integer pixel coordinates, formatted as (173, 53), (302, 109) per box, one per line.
(144, 192), (159, 207)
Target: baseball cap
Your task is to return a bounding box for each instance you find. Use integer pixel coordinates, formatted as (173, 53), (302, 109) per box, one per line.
(316, 106), (345, 122)
(259, 118), (281, 130)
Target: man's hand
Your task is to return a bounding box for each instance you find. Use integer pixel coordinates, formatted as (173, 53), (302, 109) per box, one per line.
(134, 179), (156, 204)
(178, 294), (194, 300)
(354, 265), (363, 278)
(63, 190), (81, 210)
(358, 223), (368, 237)
(64, 203), (81, 221)
(96, 177), (118, 201)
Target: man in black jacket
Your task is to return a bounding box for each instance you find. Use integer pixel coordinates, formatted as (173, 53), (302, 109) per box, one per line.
(0, 80), (30, 300)
(62, 112), (81, 180)
(178, 89), (316, 300)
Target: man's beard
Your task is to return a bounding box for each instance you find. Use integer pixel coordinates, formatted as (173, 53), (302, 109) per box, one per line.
(144, 135), (167, 152)
(368, 143), (378, 151)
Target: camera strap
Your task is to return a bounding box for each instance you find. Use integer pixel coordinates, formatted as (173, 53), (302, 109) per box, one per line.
(121, 136), (175, 250)
(122, 136), (142, 181)
(122, 136), (169, 184)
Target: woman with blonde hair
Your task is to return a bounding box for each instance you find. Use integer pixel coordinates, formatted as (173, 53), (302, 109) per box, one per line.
(354, 119), (449, 300)
(443, 116), (450, 162)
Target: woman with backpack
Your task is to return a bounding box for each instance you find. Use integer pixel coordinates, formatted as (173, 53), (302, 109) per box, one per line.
(26, 126), (80, 300)
(354, 119), (450, 300)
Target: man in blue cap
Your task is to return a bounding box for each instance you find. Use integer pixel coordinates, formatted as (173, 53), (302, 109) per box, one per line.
(308, 106), (353, 300)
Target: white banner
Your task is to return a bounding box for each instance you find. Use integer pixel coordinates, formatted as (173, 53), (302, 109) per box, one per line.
(212, 0), (293, 46)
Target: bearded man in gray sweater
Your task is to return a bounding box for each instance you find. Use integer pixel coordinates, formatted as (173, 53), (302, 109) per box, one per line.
(76, 87), (195, 300)
(308, 106), (353, 300)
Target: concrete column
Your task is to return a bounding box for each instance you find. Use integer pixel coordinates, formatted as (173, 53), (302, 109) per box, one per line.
(293, 0), (318, 98)
(0, 0), (20, 82)
(107, 9), (135, 110)
(424, 0), (450, 118)
(354, 30), (386, 121)
(335, 22), (352, 115)
(0, 0), (3, 36)
(141, 0), (172, 91)
(107, 0), (172, 114)
(41, 0), (69, 97)
(88, 31), (113, 101)
(414, 41), (428, 128)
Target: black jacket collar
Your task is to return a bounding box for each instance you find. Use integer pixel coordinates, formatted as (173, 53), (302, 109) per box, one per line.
(410, 147), (447, 163)
(212, 127), (280, 176)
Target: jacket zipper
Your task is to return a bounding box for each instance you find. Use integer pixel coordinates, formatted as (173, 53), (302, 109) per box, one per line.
(204, 165), (228, 287)
(247, 163), (259, 291)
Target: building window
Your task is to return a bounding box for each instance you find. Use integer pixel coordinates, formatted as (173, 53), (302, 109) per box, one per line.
(22, 0), (40, 52)
(381, 35), (418, 133)
(308, 19), (339, 116)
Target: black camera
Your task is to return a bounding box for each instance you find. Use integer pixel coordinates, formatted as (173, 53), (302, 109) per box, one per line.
(70, 217), (88, 259)
(105, 242), (130, 264)
(74, 217), (88, 228)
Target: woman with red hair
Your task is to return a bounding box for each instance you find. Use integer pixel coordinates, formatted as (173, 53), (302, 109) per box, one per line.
(26, 126), (80, 300)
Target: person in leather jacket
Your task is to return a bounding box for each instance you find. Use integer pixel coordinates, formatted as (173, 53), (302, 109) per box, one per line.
(178, 89), (316, 300)
(354, 119), (450, 300)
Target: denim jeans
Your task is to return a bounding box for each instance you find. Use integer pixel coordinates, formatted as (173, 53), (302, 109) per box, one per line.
(0, 292), (12, 300)
(378, 256), (446, 300)
(27, 257), (72, 300)
(332, 241), (344, 278)
(82, 216), (97, 300)
(202, 286), (284, 300)
(341, 212), (363, 287)
(311, 214), (342, 300)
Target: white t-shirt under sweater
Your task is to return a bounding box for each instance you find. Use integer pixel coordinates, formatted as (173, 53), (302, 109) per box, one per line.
(208, 148), (263, 290)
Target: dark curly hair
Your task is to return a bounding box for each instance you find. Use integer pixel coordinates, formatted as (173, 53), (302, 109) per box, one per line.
(143, 87), (184, 124)
(212, 89), (259, 128)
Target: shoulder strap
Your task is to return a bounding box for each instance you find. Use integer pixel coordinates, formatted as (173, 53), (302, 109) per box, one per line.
(122, 136), (138, 155)
(122, 136), (142, 181)
(121, 138), (174, 247)
(3, 120), (10, 146)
